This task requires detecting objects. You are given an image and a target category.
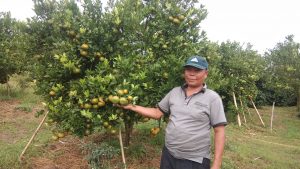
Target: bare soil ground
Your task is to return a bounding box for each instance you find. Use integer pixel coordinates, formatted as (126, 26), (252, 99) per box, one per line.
(29, 138), (89, 169)
(0, 100), (88, 169)
(1, 99), (34, 144)
(0, 100), (161, 169)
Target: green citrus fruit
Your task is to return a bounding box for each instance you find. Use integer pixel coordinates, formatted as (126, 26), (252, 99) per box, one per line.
(98, 101), (105, 107)
(81, 43), (89, 50)
(57, 132), (65, 138)
(173, 18), (180, 24)
(80, 50), (88, 57)
(84, 103), (92, 109)
(91, 98), (98, 104)
(111, 96), (120, 104)
(178, 15), (185, 21)
(49, 91), (56, 96)
(119, 97), (128, 105)
(52, 135), (59, 141)
(117, 90), (124, 96)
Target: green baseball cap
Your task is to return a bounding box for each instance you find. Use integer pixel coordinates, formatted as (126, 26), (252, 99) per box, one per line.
(184, 55), (208, 70)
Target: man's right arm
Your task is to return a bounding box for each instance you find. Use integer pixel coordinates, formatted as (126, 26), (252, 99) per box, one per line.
(122, 104), (164, 120)
(120, 88), (172, 120)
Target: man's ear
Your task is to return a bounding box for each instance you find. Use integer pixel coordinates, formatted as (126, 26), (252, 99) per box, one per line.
(204, 71), (208, 79)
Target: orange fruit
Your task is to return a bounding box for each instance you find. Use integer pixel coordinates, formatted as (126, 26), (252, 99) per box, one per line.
(49, 91), (56, 96)
(81, 43), (89, 50)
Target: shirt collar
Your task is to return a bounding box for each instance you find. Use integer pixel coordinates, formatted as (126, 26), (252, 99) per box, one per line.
(181, 83), (207, 94)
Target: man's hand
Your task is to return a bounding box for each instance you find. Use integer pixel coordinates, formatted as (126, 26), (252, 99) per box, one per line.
(114, 103), (134, 110)
(114, 104), (163, 120)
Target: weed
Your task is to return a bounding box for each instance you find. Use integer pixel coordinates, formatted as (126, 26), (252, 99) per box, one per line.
(127, 143), (146, 159)
(82, 142), (120, 169)
(14, 103), (33, 112)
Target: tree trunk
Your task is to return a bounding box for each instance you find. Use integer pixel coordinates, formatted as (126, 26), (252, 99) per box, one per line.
(6, 81), (11, 97)
(124, 121), (134, 147)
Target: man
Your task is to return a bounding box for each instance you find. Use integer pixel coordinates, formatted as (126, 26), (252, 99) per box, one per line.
(121, 55), (227, 169)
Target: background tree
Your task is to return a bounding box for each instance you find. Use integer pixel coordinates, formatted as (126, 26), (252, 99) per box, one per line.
(198, 40), (228, 91)
(0, 12), (30, 90)
(264, 35), (300, 112)
(217, 41), (265, 121)
(0, 12), (16, 85)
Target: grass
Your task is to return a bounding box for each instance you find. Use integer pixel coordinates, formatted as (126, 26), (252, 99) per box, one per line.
(0, 108), (52, 169)
(0, 73), (42, 107)
(0, 128), (52, 169)
(0, 74), (47, 169)
(221, 106), (300, 169)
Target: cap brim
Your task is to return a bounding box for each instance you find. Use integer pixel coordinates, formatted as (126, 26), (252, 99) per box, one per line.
(184, 63), (207, 70)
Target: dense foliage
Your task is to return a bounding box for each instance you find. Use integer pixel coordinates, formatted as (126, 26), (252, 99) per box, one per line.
(0, 12), (30, 84)
(263, 35), (300, 109)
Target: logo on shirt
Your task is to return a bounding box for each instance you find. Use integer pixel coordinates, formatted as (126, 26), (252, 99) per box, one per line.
(194, 101), (208, 108)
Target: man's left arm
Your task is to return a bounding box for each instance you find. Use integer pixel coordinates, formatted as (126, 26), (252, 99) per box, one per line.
(211, 125), (225, 169)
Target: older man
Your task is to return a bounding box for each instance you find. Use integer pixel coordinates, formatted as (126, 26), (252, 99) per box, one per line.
(121, 55), (227, 169)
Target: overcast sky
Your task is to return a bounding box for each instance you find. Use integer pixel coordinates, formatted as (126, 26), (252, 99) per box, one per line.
(201, 0), (300, 54)
(1, 0), (300, 54)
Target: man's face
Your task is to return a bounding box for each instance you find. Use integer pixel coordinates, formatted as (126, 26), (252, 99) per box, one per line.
(184, 66), (208, 88)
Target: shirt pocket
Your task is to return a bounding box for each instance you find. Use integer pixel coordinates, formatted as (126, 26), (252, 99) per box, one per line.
(190, 103), (209, 121)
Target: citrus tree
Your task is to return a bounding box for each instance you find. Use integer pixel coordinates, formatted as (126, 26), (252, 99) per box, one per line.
(29, 0), (208, 145)
(0, 12), (30, 88)
(0, 12), (16, 85)
(264, 35), (300, 112)
(198, 40), (228, 91)
(216, 41), (265, 121)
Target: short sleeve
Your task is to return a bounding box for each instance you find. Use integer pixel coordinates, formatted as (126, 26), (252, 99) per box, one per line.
(157, 90), (172, 115)
(210, 96), (227, 127)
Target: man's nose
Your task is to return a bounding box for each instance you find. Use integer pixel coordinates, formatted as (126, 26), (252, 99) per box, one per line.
(188, 70), (196, 75)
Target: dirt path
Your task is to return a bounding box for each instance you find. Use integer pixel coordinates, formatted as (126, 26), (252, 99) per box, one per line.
(0, 99), (35, 144)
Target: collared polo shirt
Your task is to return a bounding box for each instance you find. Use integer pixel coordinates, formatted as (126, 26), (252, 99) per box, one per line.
(157, 85), (227, 164)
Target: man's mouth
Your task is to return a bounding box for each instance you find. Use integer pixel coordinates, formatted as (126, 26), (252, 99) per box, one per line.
(187, 79), (196, 82)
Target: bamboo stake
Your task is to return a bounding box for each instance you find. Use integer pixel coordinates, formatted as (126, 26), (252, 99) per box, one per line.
(270, 102), (275, 132)
(246, 106), (251, 117)
(245, 105), (253, 122)
(19, 111), (49, 161)
(239, 97), (247, 124)
(249, 97), (265, 127)
(233, 92), (241, 127)
(119, 127), (127, 169)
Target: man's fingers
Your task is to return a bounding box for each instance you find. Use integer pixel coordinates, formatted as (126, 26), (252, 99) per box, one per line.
(113, 104), (134, 111)
(113, 103), (121, 107)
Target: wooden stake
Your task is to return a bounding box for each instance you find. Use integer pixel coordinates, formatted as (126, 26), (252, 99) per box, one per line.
(245, 106), (253, 122)
(19, 111), (49, 161)
(246, 106), (251, 116)
(119, 127), (127, 169)
(249, 97), (265, 127)
(233, 92), (241, 127)
(239, 97), (247, 124)
(271, 102), (275, 132)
